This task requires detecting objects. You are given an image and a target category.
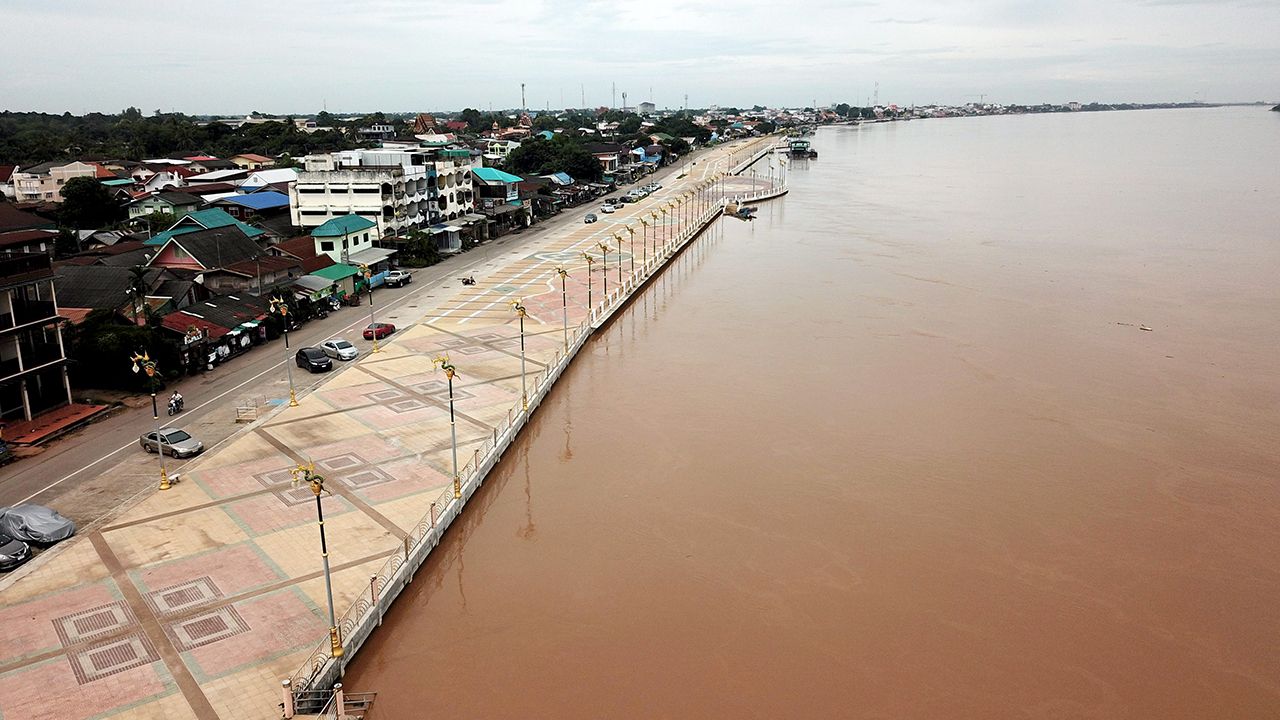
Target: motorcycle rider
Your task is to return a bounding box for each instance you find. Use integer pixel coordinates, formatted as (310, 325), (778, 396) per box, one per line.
(169, 390), (184, 413)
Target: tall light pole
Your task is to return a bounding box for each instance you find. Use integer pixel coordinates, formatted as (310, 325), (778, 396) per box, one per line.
(660, 205), (671, 252)
(509, 299), (528, 412)
(554, 267), (569, 350)
(358, 264), (381, 353)
(596, 241), (610, 297)
(649, 211), (659, 257)
(580, 252), (594, 309)
(291, 462), (343, 659)
(130, 352), (170, 491)
(611, 232), (623, 285)
(432, 355), (461, 499)
(640, 216), (650, 264)
(270, 296), (298, 407)
(623, 226), (636, 273)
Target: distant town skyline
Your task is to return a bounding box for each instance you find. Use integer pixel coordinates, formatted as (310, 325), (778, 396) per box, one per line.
(2, 0), (1277, 115)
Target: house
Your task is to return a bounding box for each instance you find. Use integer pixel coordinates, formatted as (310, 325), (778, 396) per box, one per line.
(0, 252), (73, 422)
(240, 169), (298, 190)
(160, 293), (272, 370)
(11, 161), (103, 202)
(145, 225), (279, 295)
(144, 208), (266, 247)
(186, 169), (250, 185)
(52, 264), (181, 324)
(185, 158), (238, 174)
(211, 191), (290, 221)
(0, 229), (59, 255)
(471, 167), (529, 234)
(584, 143), (626, 175)
(0, 203), (55, 234)
(140, 167), (197, 193)
(267, 235), (336, 274)
(310, 214), (378, 264)
(229, 153), (276, 170)
(127, 191), (204, 220)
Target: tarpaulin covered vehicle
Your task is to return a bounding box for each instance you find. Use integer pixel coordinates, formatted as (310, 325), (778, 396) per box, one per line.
(0, 504), (76, 544)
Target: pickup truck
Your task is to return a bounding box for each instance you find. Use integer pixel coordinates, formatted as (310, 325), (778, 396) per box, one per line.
(384, 269), (413, 288)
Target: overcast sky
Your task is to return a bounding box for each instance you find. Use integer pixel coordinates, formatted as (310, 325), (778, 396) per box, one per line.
(2, 0), (1277, 115)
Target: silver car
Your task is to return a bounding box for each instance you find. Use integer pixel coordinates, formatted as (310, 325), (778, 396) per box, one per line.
(321, 338), (358, 361)
(139, 428), (204, 458)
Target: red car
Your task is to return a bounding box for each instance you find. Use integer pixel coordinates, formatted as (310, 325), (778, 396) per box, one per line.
(363, 322), (396, 340)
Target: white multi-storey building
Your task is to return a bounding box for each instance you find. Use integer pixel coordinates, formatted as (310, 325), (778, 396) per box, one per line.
(289, 144), (476, 236)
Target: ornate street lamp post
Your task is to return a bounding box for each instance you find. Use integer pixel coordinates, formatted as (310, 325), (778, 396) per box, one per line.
(611, 232), (623, 285)
(649, 211), (659, 257)
(269, 296), (298, 407)
(358, 264), (381, 353)
(639, 217), (650, 265)
(580, 252), (594, 309)
(509, 299), (528, 412)
(623, 226), (636, 273)
(596, 241), (610, 297)
(130, 351), (170, 491)
(432, 355), (462, 499)
(554, 266), (569, 350)
(291, 462), (343, 659)
(660, 205), (671, 253)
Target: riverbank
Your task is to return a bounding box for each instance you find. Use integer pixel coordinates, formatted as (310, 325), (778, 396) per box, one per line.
(0, 136), (785, 720)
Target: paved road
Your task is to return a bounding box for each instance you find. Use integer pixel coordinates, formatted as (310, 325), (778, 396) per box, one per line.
(0, 154), (708, 529)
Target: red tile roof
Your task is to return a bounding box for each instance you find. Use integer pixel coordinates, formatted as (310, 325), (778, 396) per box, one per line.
(234, 153), (274, 163)
(161, 313), (229, 340)
(0, 229), (57, 248)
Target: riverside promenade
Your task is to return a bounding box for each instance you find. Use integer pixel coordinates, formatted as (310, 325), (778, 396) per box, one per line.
(0, 136), (784, 720)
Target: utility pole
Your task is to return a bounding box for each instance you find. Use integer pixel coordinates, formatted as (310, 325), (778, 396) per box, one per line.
(581, 84), (585, 108)
(874, 81), (879, 107)
(521, 82), (526, 113)
(684, 93), (688, 111)
(622, 91), (628, 112)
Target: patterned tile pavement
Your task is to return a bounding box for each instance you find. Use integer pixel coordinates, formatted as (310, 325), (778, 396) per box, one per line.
(0, 138), (779, 719)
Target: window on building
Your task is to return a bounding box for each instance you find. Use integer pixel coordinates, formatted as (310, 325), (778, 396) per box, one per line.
(321, 241), (334, 251)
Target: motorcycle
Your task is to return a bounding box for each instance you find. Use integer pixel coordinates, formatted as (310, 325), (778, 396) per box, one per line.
(167, 396), (185, 416)
(460, 276), (477, 286)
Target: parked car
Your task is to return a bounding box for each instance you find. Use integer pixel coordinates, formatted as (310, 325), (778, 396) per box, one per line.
(296, 347), (333, 373)
(0, 534), (31, 571)
(0, 504), (76, 544)
(599, 204), (615, 214)
(363, 322), (396, 340)
(321, 339), (358, 361)
(139, 428), (204, 458)
(646, 181), (663, 191)
(584, 213), (598, 224)
(384, 269), (413, 288)
(619, 195), (637, 203)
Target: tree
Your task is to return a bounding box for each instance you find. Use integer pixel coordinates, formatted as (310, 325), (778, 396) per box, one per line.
(59, 176), (120, 229)
(139, 211), (176, 233)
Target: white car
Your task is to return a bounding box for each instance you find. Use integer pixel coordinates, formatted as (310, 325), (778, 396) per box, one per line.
(321, 339), (358, 361)
(599, 204), (615, 213)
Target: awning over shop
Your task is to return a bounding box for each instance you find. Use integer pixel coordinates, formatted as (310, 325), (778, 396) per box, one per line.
(346, 247), (396, 265)
(293, 275), (331, 292)
(309, 263), (361, 281)
(461, 213), (489, 225)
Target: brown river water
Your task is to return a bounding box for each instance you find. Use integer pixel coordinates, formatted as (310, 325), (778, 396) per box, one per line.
(345, 108), (1280, 718)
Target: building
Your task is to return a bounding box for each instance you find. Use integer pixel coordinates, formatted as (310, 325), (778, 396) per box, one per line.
(471, 167), (529, 234)
(0, 252), (72, 422)
(0, 230), (58, 255)
(144, 208), (266, 247)
(10, 161), (104, 202)
(127, 191), (204, 220)
(290, 145), (474, 234)
(229, 154), (276, 170)
(309, 214), (378, 264)
(638, 101), (656, 114)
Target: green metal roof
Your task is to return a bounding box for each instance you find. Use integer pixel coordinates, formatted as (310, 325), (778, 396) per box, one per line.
(144, 226), (201, 246)
(472, 167), (524, 184)
(309, 263), (361, 281)
(439, 149), (470, 158)
(311, 214), (377, 238)
(144, 209), (265, 246)
(100, 178), (136, 187)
